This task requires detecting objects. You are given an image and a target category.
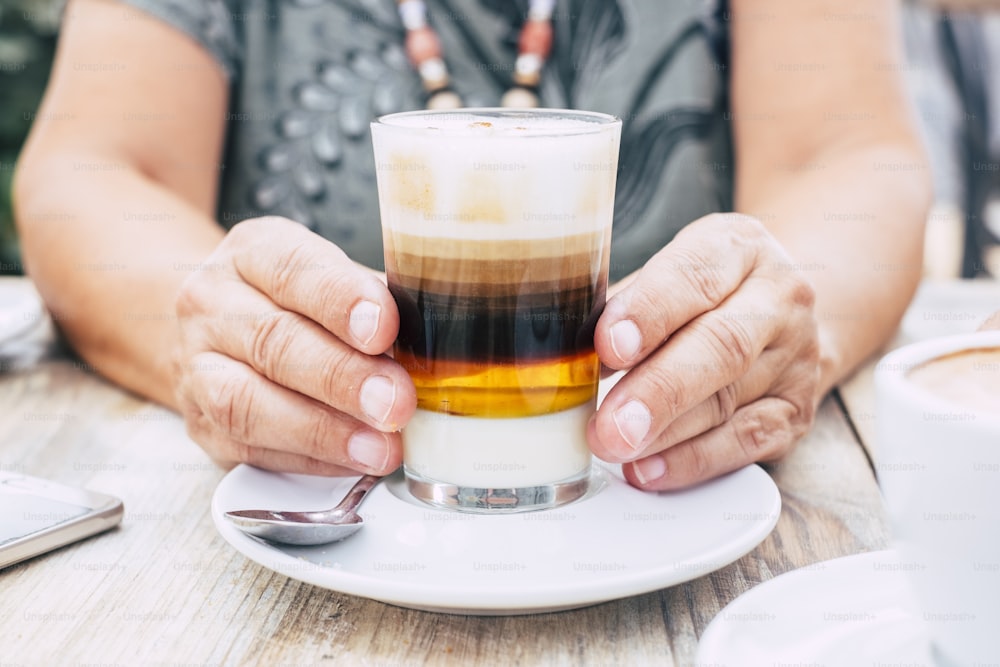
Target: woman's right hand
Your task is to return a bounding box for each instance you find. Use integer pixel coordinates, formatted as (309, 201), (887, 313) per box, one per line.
(172, 216), (416, 475)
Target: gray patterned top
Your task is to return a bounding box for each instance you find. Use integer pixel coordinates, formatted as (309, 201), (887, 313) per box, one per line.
(121, 0), (732, 281)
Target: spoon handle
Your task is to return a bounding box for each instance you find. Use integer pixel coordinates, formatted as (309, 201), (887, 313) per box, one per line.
(334, 474), (384, 515)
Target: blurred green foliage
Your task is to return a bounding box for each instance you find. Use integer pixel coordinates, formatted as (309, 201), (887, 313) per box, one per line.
(0, 0), (63, 275)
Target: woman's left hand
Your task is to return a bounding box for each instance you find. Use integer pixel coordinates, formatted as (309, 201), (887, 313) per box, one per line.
(589, 213), (821, 490)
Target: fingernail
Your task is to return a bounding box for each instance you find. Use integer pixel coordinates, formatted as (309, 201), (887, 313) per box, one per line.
(609, 320), (641, 364)
(632, 456), (667, 486)
(348, 430), (389, 471)
(613, 399), (652, 452)
(349, 300), (381, 346)
(360, 375), (396, 425)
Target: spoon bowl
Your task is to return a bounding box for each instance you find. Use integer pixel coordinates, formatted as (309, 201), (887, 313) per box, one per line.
(224, 474), (383, 546)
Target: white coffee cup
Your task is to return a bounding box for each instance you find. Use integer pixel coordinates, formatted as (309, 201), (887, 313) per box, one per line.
(875, 331), (1000, 666)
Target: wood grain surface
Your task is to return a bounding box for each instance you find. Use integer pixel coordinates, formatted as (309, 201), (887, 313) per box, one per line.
(0, 277), (891, 666)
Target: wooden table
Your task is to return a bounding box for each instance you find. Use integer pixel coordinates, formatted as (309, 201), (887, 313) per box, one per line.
(0, 276), (995, 666)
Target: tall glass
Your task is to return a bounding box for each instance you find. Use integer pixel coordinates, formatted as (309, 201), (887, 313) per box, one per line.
(371, 109), (621, 513)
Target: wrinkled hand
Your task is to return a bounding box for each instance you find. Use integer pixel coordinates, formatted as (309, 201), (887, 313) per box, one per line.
(589, 214), (821, 490)
(173, 217), (415, 475)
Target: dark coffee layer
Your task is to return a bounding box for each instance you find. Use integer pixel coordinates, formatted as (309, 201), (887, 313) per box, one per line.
(389, 280), (605, 364)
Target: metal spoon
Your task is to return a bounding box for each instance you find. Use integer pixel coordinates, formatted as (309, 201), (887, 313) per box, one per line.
(224, 474), (383, 546)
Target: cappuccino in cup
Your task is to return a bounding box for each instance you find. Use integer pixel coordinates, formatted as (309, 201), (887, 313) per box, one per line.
(876, 332), (1000, 666)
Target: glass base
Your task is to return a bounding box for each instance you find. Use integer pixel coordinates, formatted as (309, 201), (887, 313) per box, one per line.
(405, 466), (591, 514)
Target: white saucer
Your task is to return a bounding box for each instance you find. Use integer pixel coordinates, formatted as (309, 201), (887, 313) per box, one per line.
(212, 461), (780, 615)
(696, 549), (934, 665)
(0, 280), (43, 348)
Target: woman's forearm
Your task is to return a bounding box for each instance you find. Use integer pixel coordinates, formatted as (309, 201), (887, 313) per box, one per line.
(14, 151), (224, 407)
(737, 142), (932, 397)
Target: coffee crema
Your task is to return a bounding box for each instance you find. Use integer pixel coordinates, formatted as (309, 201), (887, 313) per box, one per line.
(906, 347), (1000, 414)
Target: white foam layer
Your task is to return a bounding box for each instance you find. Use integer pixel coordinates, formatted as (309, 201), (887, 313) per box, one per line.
(378, 110), (603, 135)
(384, 213), (611, 242)
(402, 402), (594, 488)
(372, 110), (621, 240)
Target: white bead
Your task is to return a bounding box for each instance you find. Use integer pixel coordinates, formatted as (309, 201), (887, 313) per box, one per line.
(418, 57), (448, 87)
(515, 53), (543, 78)
(398, 0), (427, 30)
(501, 87), (539, 108)
(528, 0), (556, 21)
(427, 90), (463, 110)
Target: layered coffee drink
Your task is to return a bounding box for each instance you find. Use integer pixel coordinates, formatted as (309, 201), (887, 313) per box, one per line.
(372, 109), (621, 511)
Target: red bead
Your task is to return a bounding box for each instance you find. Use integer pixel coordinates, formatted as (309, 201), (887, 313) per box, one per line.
(406, 26), (441, 65)
(519, 20), (553, 58)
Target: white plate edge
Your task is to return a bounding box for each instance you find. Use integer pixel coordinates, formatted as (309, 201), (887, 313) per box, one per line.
(211, 464), (782, 614)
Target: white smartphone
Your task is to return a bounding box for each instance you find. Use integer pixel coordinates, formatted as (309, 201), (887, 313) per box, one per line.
(0, 471), (124, 569)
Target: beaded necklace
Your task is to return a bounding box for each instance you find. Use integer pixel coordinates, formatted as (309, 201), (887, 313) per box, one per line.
(396, 0), (555, 109)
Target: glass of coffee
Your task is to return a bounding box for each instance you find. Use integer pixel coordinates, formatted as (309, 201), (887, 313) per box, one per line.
(371, 109), (621, 513)
(875, 331), (1000, 666)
